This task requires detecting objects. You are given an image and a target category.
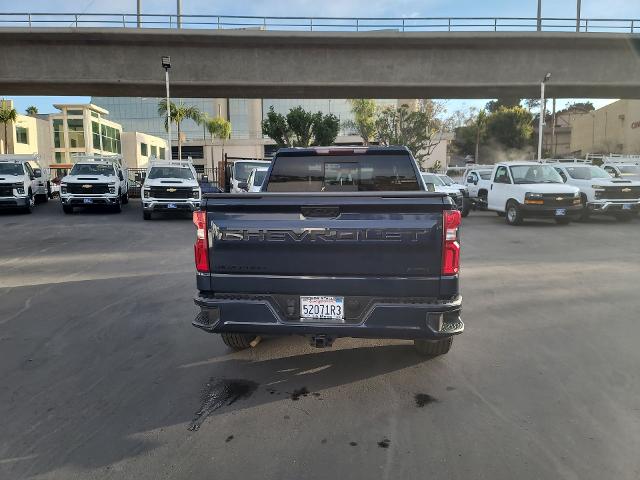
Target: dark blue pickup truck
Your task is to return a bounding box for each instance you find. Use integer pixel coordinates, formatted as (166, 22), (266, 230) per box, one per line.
(192, 146), (463, 356)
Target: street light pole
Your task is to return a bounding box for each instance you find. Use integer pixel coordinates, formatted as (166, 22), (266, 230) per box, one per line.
(537, 72), (551, 161)
(537, 0), (542, 31)
(162, 56), (172, 161)
(177, 0), (182, 29)
(137, 0), (141, 28)
(576, 0), (582, 32)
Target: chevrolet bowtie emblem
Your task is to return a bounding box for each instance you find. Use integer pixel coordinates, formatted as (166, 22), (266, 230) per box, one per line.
(167, 188), (177, 193)
(82, 184), (92, 189)
(556, 197), (563, 201)
(622, 188), (631, 192)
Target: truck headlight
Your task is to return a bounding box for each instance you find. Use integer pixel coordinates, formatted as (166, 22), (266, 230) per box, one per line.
(14, 183), (25, 195)
(524, 192), (544, 204)
(192, 189), (200, 199)
(60, 183), (67, 195)
(143, 188), (150, 198)
(108, 183), (116, 194)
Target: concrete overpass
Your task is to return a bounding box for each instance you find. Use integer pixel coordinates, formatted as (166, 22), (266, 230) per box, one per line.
(0, 28), (639, 99)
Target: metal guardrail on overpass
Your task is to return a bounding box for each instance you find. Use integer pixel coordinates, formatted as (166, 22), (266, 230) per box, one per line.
(0, 13), (639, 33)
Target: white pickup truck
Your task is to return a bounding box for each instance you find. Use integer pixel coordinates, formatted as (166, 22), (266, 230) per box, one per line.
(0, 155), (50, 213)
(486, 161), (582, 225)
(463, 167), (493, 209)
(60, 156), (128, 214)
(551, 162), (640, 221)
(141, 160), (201, 220)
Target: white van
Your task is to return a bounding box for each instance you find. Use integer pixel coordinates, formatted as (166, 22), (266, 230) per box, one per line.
(487, 161), (581, 225)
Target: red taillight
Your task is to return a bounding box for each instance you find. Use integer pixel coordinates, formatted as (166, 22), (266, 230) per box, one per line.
(442, 210), (461, 276)
(193, 210), (209, 273)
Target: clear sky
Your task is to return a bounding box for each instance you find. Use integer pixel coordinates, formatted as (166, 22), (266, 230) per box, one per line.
(3, 0), (638, 115)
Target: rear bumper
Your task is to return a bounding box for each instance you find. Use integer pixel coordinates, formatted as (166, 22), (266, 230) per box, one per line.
(193, 294), (463, 340)
(520, 203), (582, 218)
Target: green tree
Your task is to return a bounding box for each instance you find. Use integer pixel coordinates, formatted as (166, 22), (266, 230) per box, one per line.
(311, 112), (340, 146)
(374, 102), (445, 169)
(0, 100), (18, 154)
(205, 116), (232, 164)
(157, 100), (203, 160)
(25, 105), (38, 116)
(486, 97), (520, 113)
(474, 109), (488, 163)
(345, 99), (377, 145)
(262, 106), (340, 147)
(485, 106), (534, 150)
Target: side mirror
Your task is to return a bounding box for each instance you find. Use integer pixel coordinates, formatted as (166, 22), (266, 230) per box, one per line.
(238, 182), (248, 191)
(33, 169), (42, 178)
(466, 176), (473, 183)
(425, 183), (436, 192)
(118, 171), (124, 181)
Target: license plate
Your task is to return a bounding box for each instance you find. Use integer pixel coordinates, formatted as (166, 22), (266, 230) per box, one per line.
(623, 204), (632, 210)
(555, 208), (566, 216)
(300, 296), (344, 321)
(167, 203), (177, 209)
(83, 198), (93, 204)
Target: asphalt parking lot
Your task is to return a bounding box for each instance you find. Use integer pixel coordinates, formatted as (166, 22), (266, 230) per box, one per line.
(1, 199), (640, 480)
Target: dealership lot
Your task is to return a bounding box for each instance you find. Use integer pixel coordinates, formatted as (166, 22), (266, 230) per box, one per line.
(1, 200), (639, 480)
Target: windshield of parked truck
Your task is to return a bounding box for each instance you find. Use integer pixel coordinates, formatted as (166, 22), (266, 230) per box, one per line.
(565, 166), (611, 180)
(267, 154), (420, 192)
(510, 165), (563, 184)
(148, 167), (194, 180)
(439, 175), (455, 185)
(253, 169), (267, 186)
(0, 163), (24, 176)
(618, 165), (640, 175)
(422, 174), (445, 186)
(70, 163), (115, 176)
(234, 162), (269, 182)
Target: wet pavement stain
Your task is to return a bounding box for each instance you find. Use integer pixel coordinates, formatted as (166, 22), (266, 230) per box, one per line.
(349, 442), (358, 447)
(188, 379), (258, 431)
(225, 435), (234, 443)
(415, 393), (438, 407)
(321, 439), (327, 444)
(378, 438), (391, 449)
(290, 387), (309, 401)
(446, 386), (456, 391)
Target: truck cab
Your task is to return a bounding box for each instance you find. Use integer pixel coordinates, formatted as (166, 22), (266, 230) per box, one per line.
(193, 146), (463, 357)
(0, 156), (46, 213)
(225, 159), (271, 193)
(421, 172), (465, 213)
(551, 161), (640, 221)
(487, 161), (582, 225)
(141, 160), (201, 220)
(463, 167), (493, 208)
(245, 167), (269, 193)
(60, 156), (128, 214)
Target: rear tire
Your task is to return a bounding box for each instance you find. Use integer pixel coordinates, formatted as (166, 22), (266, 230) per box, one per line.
(23, 191), (34, 214)
(112, 195), (122, 213)
(62, 205), (73, 214)
(143, 210), (152, 220)
(505, 201), (523, 226)
(461, 198), (471, 217)
(414, 337), (453, 357)
(122, 192), (129, 205)
(221, 333), (257, 351)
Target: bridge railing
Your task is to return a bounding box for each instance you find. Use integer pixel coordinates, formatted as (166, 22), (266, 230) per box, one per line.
(0, 13), (638, 33)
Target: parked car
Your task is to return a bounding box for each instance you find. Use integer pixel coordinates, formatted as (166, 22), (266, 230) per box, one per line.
(192, 146), (463, 357)
(59, 156), (128, 214)
(421, 172), (465, 213)
(487, 161), (582, 225)
(244, 167), (269, 192)
(463, 167), (493, 209)
(437, 173), (471, 216)
(550, 162), (640, 221)
(601, 161), (640, 182)
(141, 160), (201, 220)
(224, 159), (271, 193)
(0, 155), (48, 213)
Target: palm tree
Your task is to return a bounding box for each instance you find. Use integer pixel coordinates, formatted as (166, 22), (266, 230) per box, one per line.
(157, 100), (203, 160)
(474, 109), (487, 163)
(26, 106), (38, 116)
(205, 116), (232, 164)
(0, 100), (18, 154)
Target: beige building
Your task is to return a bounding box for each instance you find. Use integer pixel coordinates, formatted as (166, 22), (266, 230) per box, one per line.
(0, 100), (51, 165)
(570, 100), (640, 156)
(121, 132), (168, 168)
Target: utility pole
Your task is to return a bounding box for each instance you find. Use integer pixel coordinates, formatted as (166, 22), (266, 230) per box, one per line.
(137, 0), (141, 28)
(537, 72), (551, 161)
(177, 0), (182, 29)
(537, 0), (542, 31)
(576, 0), (582, 32)
(162, 56), (172, 160)
(551, 98), (557, 158)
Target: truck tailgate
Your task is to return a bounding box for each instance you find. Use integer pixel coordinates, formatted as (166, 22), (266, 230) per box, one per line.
(202, 192), (448, 297)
